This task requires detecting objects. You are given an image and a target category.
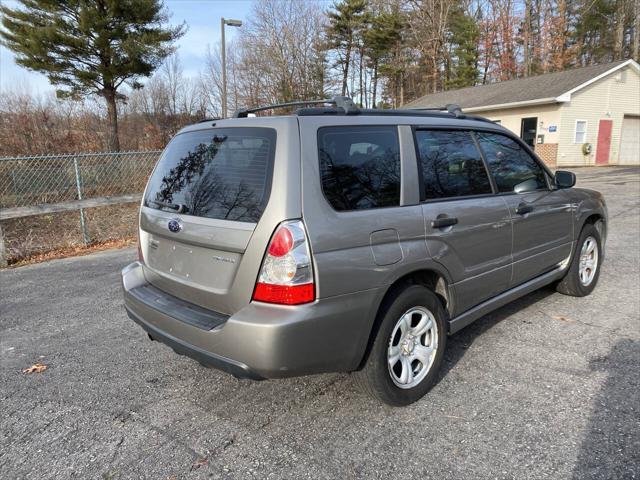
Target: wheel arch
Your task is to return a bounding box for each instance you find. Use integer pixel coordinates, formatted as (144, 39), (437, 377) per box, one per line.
(582, 212), (603, 223)
(573, 190), (607, 243)
(356, 267), (452, 370)
(576, 212), (607, 249)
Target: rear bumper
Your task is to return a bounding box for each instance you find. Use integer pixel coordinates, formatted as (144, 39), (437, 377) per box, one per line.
(126, 306), (263, 379)
(122, 262), (382, 379)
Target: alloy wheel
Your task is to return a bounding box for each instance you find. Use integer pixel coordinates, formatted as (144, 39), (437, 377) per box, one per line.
(387, 307), (438, 389)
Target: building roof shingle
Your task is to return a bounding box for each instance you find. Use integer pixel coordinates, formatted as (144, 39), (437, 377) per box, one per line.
(405, 60), (630, 110)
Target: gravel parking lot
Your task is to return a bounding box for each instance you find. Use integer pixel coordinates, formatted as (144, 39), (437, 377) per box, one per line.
(1, 167), (639, 480)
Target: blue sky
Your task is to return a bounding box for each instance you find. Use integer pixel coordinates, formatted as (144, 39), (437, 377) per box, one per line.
(0, 0), (258, 93)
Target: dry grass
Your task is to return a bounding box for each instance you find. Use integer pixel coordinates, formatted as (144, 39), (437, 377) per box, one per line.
(2, 203), (139, 267)
(6, 237), (136, 268)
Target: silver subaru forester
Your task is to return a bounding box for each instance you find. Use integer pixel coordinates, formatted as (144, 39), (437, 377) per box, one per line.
(122, 97), (607, 406)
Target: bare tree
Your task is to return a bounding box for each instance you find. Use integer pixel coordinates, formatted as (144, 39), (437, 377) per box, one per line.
(407, 0), (454, 93)
(634, 0), (640, 60)
(201, 41), (244, 117)
(233, 0), (326, 107)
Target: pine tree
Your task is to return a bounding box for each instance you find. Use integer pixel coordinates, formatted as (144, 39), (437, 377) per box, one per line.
(574, 0), (618, 64)
(0, 0), (184, 151)
(364, 9), (403, 107)
(325, 0), (368, 97)
(447, 5), (480, 89)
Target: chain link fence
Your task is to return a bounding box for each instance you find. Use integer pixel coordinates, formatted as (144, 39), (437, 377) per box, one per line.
(0, 150), (161, 209)
(0, 150), (162, 265)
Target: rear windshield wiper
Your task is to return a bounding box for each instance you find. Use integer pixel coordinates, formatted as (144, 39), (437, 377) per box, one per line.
(149, 200), (189, 214)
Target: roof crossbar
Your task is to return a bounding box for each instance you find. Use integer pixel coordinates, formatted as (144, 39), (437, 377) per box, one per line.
(412, 104), (465, 118)
(233, 96), (359, 118)
(445, 104), (465, 118)
(197, 117), (221, 123)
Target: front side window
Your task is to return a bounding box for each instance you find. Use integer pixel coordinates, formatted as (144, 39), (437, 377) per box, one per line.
(575, 120), (587, 143)
(144, 128), (275, 222)
(318, 126), (401, 211)
(475, 132), (547, 193)
(415, 130), (492, 199)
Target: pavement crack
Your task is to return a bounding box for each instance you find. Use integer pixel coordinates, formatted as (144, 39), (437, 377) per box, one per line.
(540, 309), (622, 332)
(189, 435), (236, 472)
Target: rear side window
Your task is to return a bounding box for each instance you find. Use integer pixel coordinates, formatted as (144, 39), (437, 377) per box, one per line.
(415, 130), (492, 199)
(475, 132), (547, 193)
(144, 128), (275, 222)
(318, 126), (400, 211)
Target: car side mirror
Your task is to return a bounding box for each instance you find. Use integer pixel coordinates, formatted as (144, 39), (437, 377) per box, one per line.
(554, 170), (576, 189)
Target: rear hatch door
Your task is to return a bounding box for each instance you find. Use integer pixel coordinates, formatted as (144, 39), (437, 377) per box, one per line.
(139, 126), (277, 314)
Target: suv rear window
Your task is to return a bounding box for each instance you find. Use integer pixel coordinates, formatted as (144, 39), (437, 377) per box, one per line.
(144, 128), (275, 222)
(318, 126), (401, 211)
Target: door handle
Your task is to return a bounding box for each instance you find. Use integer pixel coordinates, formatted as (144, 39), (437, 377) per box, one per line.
(515, 203), (533, 215)
(431, 216), (458, 229)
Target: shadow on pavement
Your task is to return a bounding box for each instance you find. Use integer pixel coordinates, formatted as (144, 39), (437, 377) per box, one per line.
(571, 338), (640, 479)
(438, 286), (556, 380)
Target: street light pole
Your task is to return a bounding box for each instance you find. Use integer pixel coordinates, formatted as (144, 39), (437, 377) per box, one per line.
(220, 17), (242, 118)
(220, 17), (227, 118)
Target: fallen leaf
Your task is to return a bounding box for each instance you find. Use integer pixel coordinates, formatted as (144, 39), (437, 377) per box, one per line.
(190, 457), (208, 470)
(443, 414), (467, 420)
(552, 315), (576, 323)
(23, 363), (48, 374)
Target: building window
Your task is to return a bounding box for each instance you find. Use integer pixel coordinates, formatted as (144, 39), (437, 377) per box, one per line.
(575, 120), (587, 143)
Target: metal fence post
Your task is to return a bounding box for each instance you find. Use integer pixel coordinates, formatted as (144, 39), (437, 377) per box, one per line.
(73, 157), (90, 245)
(0, 223), (8, 267)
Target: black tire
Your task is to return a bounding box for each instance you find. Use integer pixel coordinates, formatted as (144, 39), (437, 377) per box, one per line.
(556, 223), (602, 297)
(356, 284), (447, 406)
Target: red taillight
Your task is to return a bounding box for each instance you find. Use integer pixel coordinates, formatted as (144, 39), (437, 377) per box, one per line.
(252, 220), (315, 305)
(267, 226), (293, 257)
(253, 282), (315, 305)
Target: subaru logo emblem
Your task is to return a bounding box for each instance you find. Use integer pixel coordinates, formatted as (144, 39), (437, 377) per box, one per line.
(167, 219), (182, 233)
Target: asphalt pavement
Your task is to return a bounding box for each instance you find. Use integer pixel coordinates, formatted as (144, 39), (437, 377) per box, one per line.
(1, 167), (639, 479)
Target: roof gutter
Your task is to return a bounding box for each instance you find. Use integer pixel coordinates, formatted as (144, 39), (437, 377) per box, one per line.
(462, 97), (560, 113)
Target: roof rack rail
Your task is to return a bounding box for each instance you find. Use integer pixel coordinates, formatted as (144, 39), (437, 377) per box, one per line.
(233, 96), (359, 118)
(230, 97), (488, 123)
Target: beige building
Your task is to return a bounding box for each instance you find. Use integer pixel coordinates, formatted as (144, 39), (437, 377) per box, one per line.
(406, 60), (640, 167)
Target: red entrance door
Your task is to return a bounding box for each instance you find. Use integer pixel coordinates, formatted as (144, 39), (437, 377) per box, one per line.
(595, 119), (613, 165)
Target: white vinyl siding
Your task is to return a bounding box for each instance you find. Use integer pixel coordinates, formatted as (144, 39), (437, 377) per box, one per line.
(574, 120), (587, 143)
(428, 62), (639, 166)
(472, 104), (562, 144)
(557, 64), (640, 166)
